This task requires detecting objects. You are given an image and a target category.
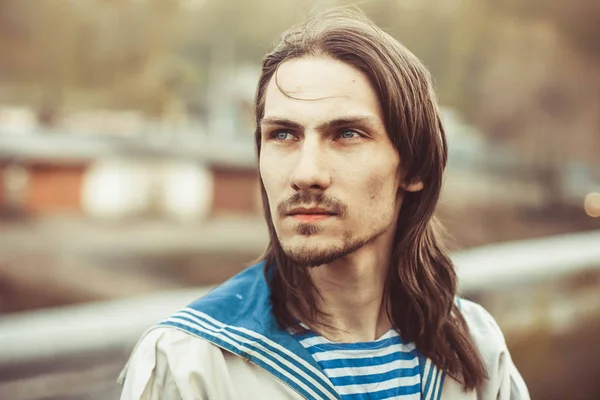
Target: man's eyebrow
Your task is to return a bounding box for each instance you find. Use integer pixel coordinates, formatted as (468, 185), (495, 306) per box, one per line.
(260, 116), (382, 132)
(318, 116), (381, 131)
(260, 117), (303, 130)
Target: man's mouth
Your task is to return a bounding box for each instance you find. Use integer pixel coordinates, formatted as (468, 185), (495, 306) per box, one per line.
(286, 207), (336, 222)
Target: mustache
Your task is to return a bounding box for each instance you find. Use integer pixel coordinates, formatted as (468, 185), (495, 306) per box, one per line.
(277, 192), (347, 218)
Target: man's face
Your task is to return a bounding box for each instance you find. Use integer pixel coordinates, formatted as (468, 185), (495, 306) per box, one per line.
(259, 56), (417, 266)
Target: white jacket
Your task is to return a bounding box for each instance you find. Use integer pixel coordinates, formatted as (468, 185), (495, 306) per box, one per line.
(119, 262), (530, 400)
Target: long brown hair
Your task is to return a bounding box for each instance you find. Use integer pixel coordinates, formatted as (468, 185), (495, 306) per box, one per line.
(254, 7), (487, 390)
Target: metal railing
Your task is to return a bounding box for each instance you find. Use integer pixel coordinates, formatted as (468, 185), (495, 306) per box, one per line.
(456, 229), (600, 292)
(0, 230), (599, 399)
(0, 229), (598, 367)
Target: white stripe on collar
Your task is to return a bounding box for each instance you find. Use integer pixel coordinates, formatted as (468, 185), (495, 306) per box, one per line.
(161, 308), (339, 400)
(422, 357), (445, 400)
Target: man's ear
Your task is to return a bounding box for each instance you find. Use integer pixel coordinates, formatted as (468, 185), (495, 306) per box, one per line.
(402, 180), (424, 192)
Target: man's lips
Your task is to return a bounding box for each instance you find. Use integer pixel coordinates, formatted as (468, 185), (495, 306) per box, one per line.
(286, 207), (336, 222)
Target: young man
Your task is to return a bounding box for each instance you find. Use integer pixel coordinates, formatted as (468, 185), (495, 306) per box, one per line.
(119, 8), (530, 400)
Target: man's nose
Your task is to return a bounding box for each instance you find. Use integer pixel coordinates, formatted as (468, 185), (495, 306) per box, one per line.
(290, 137), (331, 192)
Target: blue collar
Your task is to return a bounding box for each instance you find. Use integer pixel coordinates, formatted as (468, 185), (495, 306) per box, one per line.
(159, 261), (445, 400)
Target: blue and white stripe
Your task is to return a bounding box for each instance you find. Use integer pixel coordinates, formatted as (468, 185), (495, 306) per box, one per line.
(420, 357), (445, 400)
(295, 329), (422, 399)
(159, 307), (340, 400)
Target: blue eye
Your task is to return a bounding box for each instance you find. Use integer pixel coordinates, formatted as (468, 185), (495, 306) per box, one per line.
(340, 130), (359, 139)
(275, 131), (293, 140)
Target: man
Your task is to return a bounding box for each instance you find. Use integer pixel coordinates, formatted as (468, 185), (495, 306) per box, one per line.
(119, 8), (530, 400)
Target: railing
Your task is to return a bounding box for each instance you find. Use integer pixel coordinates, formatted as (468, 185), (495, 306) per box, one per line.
(456, 229), (600, 292)
(1, 229), (599, 365)
(0, 230), (599, 398)
(456, 229), (600, 337)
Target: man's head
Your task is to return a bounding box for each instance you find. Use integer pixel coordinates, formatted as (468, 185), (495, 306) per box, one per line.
(254, 8), (487, 390)
(255, 9), (446, 267)
(259, 56), (424, 266)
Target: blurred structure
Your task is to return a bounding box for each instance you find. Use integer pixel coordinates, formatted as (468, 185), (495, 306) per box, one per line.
(0, 134), (259, 218)
(0, 0), (598, 399)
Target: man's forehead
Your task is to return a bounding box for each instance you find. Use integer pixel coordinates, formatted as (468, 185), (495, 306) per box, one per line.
(269, 58), (366, 97)
(263, 57), (382, 119)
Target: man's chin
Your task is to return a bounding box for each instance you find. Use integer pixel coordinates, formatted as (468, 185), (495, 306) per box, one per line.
(284, 251), (341, 267)
(280, 240), (346, 267)
(282, 236), (334, 253)
(279, 232), (370, 267)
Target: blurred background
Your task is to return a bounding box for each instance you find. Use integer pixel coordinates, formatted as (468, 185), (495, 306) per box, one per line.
(0, 0), (598, 399)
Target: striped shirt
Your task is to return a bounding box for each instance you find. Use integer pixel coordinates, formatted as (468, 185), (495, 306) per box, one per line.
(294, 328), (421, 400)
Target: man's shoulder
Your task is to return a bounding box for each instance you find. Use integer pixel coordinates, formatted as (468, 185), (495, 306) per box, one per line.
(118, 325), (220, 388)
(456, 297), (509, 362)
(119, 325), (306, 400)
(457, 298), (505, 338)
(136, 325), (219, 356)
(118, 258), (269, 393)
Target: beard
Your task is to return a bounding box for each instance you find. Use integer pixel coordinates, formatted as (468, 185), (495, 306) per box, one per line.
(280, 223), (384, 267)
(273, 191), (390, 267)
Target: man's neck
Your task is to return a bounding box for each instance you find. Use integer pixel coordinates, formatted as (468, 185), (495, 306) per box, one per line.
(307, 246), (392, 343)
